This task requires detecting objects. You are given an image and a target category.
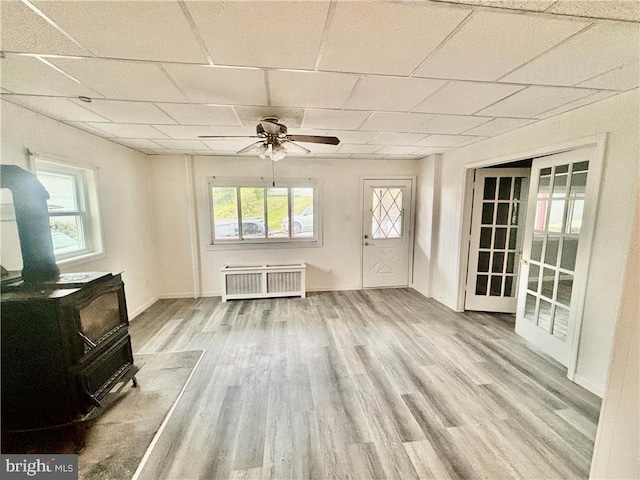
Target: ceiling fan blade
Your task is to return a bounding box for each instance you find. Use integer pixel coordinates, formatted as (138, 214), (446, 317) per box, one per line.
(237, 141), (265, 154)
(286, 135), (340, 145)
(282, 141), (311, 155)
(197, 135), (260, 139)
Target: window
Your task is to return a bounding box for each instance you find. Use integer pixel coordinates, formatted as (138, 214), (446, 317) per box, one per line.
(32, 155), (103, 263)
(209, 179), (318, 246)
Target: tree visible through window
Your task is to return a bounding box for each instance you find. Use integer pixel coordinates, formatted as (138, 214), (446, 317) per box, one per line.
(210, 182), (316, 244)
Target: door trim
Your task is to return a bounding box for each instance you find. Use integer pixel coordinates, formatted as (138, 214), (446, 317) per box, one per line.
(459, 134), (607, 381)
(359, 175), (417, 290)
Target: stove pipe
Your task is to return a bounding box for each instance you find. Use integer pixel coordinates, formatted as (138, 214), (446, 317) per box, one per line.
(1, 165), (60, 283)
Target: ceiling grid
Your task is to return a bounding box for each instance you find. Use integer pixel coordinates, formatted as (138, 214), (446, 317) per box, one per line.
(0, 0), (637, 159)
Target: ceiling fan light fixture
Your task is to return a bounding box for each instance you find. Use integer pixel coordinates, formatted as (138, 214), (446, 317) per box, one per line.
(258, 143), (269, 159)
(271, 144), (286, 161)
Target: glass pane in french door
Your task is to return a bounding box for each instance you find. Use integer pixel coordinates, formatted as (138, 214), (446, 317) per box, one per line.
(525, 161), (589, 340)
(475, 175), (527, 298)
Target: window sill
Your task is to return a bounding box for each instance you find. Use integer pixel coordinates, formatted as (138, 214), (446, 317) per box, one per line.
(206, 239), (322, 251)
(56, 251), (106, 268)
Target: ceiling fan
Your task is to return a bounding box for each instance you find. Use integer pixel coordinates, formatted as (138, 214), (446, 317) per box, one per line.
(198, 118), (340, 161)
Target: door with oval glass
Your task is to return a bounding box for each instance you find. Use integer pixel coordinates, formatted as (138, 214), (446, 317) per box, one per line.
(465, 168), (530, 312)
(362, 179), (413, 288)
(515, 147), (599, 367)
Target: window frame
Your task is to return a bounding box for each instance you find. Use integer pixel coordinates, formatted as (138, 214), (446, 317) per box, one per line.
(29, 152), (104, 265)
(207, 177), (321, 249)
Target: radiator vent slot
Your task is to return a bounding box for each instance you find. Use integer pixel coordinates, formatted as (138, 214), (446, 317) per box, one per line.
(267, 271), (301, 293)
(221, 264), (306, 301)
(226, 273), (261, 295)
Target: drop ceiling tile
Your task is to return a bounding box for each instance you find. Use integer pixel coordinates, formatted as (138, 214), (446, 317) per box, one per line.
(1, 95), (108, 122)
(155, 104), (240, 126)
(359, 112), (435, 132)
(433, 0), (555, 12)
(303, 109), (372, 130)
(32, 1), (207, 63)
(320, 2), (470, 75)
(0, 55), (99, 97)
(202, 139), (258, 152)
(0, 1), (90, 56)
(85, 123), (168, 139)
(545, 0), (640, 22)
(337, 144), (382, 154)
(414, 10), (589, 81)
(345, 77), (446, 111)
(50, 59), (187, 102)
(502, 23), (640, 86)
(234, 106), (305, 128)
(413, 81), (525, 115)
(77, 100), (176, 124)
(419, 114), (491, 134)
(186, 1), (330, 69)
(463, 117), (535, 136)
(413, 146), (448, 156)
(163, 65), (267, 105)
(477, 86), (598, 118)
(536, 90), (619, 119)
(268, 71), (359, 109)
(113, 139), (164, 150)
(369, 132), (428, 145)
(153, 139), (210, 151)
(375, 145), (423, 155)
(414, 134), (480, 147)
(326, 130), (379, 144)
(577, 60), (640, 91)
(155, 125), (256, 139)
(66, 122), (116, 138)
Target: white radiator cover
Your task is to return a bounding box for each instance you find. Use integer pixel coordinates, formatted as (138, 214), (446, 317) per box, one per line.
(221, 264), (306, 302)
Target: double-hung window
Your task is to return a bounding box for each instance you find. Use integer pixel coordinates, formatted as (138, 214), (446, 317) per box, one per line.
(32, 155), (103, 263)
(209, 178), (319, 246)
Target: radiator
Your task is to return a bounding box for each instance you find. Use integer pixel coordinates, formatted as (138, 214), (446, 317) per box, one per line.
(221, 263), (306, 302)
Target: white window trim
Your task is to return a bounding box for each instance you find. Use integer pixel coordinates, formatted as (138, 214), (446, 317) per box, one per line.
(28, 151), (105, 265)
(206, 177), (322, 250)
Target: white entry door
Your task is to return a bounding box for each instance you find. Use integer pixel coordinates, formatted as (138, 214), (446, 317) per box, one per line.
(362, 179), (413, 288)
(465, 168), (530, 312)
(515, 147), (599, 367)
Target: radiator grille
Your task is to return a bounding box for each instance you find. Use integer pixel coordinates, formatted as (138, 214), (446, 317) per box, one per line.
(226, 273), (261, 295)
(267, 271), (301, 293)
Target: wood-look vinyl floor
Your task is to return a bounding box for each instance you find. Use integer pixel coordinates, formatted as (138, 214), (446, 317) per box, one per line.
(129, 289), (601, 480)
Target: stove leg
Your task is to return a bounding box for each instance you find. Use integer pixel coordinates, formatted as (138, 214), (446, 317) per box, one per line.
(131, 376), (138, 388)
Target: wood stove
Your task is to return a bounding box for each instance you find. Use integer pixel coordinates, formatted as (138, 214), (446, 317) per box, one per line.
(1, 165), (137, 452)
(1, 272), (137, 433)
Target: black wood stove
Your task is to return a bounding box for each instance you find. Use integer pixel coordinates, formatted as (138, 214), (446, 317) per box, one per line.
(0, 166), (137, 451)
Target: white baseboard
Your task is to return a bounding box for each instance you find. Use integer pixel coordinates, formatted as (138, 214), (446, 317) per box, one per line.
(158, 292), (205, 299)
(574, 374), (605, 398)
(129, 296), (159, 321)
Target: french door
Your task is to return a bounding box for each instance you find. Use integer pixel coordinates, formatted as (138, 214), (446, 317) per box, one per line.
(515, 147), (598, 366)
(362, 179), (413, 288)
(465, 168), (530, 312)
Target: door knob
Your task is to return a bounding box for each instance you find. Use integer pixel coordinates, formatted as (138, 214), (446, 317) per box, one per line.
(364, 242), (369, 246)
(364, 235), (369, 239)
(520, 258), (529, 265)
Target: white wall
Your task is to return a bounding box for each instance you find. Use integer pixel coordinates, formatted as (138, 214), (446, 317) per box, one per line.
(0, 100), (159, 317)
(149, 155), (418, 297)
(422, 89), (639, 394)
(590, 201), (639, 479)
(413, 154), (440, 297)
